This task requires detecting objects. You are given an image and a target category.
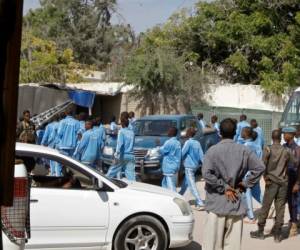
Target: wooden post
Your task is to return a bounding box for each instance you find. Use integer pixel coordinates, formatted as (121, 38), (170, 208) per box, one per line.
(0, 0), (24, 207)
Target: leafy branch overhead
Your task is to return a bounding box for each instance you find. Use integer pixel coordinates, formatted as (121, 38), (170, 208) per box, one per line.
(125, 0), (300, 96)
(21, 0), (134, 83)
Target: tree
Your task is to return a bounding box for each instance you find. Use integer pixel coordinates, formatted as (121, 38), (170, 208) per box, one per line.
(124, 45), (207, 114)
(24, 0), (120, 67)
(20, 31), (82, 83)
(129, 0), (300, 95)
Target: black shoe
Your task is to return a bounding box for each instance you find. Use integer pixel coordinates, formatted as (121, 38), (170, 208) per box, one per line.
(274, 233), (282, 243)
(250, 230), (265, 240)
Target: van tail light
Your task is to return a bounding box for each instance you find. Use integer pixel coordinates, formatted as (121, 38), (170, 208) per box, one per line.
(1, 176), (30, 244)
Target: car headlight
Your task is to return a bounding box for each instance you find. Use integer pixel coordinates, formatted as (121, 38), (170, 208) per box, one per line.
(146, 147), (161, 160)
(173, 198), (192, 216)
(103, 146), (114, 156)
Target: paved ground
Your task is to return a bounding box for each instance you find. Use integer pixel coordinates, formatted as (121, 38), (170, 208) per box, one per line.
(175, 179), (300, 250)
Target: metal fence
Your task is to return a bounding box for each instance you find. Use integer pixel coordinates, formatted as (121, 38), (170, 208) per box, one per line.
(192, 106), (283, 145)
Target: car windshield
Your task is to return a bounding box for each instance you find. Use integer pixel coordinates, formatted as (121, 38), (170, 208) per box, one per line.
(134, 120), (177, 136)
(282, 91), (300, 126)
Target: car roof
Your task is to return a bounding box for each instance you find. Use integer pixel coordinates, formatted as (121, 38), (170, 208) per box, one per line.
(16, 142), (59, 155)
(15, 142), (119, 188)
(138, 114), (196, 121)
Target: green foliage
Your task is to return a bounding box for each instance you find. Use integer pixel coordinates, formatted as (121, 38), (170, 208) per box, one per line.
(124, 46), (206, 113)
(23, 0), (134, 70)
(128, 0), (300, 95)
(20, 32), (83, 83)
(225, 51), (250, 74)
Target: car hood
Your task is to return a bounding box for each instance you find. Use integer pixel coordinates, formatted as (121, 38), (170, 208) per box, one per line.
(124, 181), (182, 198)
(134, 136), (169, 149)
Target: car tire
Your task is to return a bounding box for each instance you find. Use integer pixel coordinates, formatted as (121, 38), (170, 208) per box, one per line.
(113, 215), (168, 250)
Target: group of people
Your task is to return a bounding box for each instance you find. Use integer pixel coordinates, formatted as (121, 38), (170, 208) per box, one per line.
(198, 116), (300, 250)
(17, 109), (300, 249)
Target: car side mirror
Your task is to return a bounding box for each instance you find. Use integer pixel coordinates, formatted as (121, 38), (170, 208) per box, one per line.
(92, 177), (103, 190)
(98, 179), (104, 189)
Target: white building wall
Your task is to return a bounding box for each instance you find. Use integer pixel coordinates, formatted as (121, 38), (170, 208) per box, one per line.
(203, 84), (289, 112)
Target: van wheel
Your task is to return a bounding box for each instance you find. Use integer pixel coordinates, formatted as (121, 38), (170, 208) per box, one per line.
(114, 215), (168, 250)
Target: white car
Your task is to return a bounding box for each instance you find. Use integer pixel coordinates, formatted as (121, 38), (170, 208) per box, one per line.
(13, 143), (194, 250)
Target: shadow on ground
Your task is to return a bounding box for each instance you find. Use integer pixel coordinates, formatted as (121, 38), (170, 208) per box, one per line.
(172, 241), (202, 250)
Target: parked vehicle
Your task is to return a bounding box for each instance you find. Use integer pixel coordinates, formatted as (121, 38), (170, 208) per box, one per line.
(2, 160), (30, 250)
(280, 86), (300, 128)
(102, 115), (220, 180)
(14, 143), (194, 250)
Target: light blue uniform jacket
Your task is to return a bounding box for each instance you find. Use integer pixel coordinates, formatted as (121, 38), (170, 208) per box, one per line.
(253, 126), (264, 148)
(75, 129), (101, 164)
(115, 127), (135, 161)
(41, 122), (55, 146)
(244, 139), (263, 159)
(182, 138), (204, 169)
(159, 137), (181, 175)
(57, 116), (80, 150)
(235, 120), (250, 144)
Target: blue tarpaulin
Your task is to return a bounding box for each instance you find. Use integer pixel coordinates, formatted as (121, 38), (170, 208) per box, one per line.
(68, 90), (95, 108)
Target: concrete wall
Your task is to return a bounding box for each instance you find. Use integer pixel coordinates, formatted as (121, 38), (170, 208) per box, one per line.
(203, 84), (288, 112)
(18, 85), (69, 119)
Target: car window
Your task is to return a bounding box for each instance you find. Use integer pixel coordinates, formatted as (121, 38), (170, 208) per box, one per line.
(134, 120), (177, 136)
(16, 153), (95, 190)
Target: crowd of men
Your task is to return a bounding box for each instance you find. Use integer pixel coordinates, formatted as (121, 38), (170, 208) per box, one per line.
(16, 109), (300, 250)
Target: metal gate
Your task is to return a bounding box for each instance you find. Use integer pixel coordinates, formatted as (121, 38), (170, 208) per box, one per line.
(192, 106), (283, 145)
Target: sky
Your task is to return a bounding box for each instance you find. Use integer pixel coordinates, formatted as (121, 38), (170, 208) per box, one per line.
(23, 0), (200, 33)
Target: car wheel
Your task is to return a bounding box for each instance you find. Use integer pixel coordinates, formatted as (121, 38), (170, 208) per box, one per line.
(114, 215), (168, 250)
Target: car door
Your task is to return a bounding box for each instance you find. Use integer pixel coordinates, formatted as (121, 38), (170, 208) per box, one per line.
(24, 154), (109, 250)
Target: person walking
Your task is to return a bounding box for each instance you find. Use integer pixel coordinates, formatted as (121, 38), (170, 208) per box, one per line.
(197, 113), (206, 130)
(159, 127), (181, 192)
(56, 110), (80, 176)
(211, 115), (220, 133)
(57, 109), (80, 157)
(202, 118), (265, 250)
(110, 116), (118, 131)
(179, 127), (204, 210)
(250, 129), (293, 242)
(282, 127), (300, 237)
(250, 119), (265, 149)
(241, 127), (263, 223)
(106, 117), (136, 181)
(74, 119), (101, 168)
(234, 114), (250, 144)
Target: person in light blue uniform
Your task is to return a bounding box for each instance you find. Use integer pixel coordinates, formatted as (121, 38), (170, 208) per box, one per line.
(179, 127), (204, 209)
(235, 114), (250, 144)
(197, 113), (206, 130)
(110, 116), (118, 131)
(74, 120), (101, 168)
(159, 127), (181, 192)
(93, 117), (106, 169)
(251, 119), (265, 149)
(129, 111), (136, 130)
(36, 126), (45, 145)
(211, 115), (220, 134)
(56, 110), (80, 176)
(242, 127), (263, 223)
(106, 117), (136, 181)
(41, 116), (59, 176)
(77, 112), (87, 137)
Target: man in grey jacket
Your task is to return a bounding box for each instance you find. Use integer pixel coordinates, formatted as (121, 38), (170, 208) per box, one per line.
(202, 118), (265, 250)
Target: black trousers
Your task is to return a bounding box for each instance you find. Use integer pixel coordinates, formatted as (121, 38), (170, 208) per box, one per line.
(258, 181), (287, 230)
(287, 170), (299, 223)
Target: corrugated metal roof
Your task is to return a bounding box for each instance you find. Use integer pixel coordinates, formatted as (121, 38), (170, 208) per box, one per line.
(20, 82), (134, 96)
